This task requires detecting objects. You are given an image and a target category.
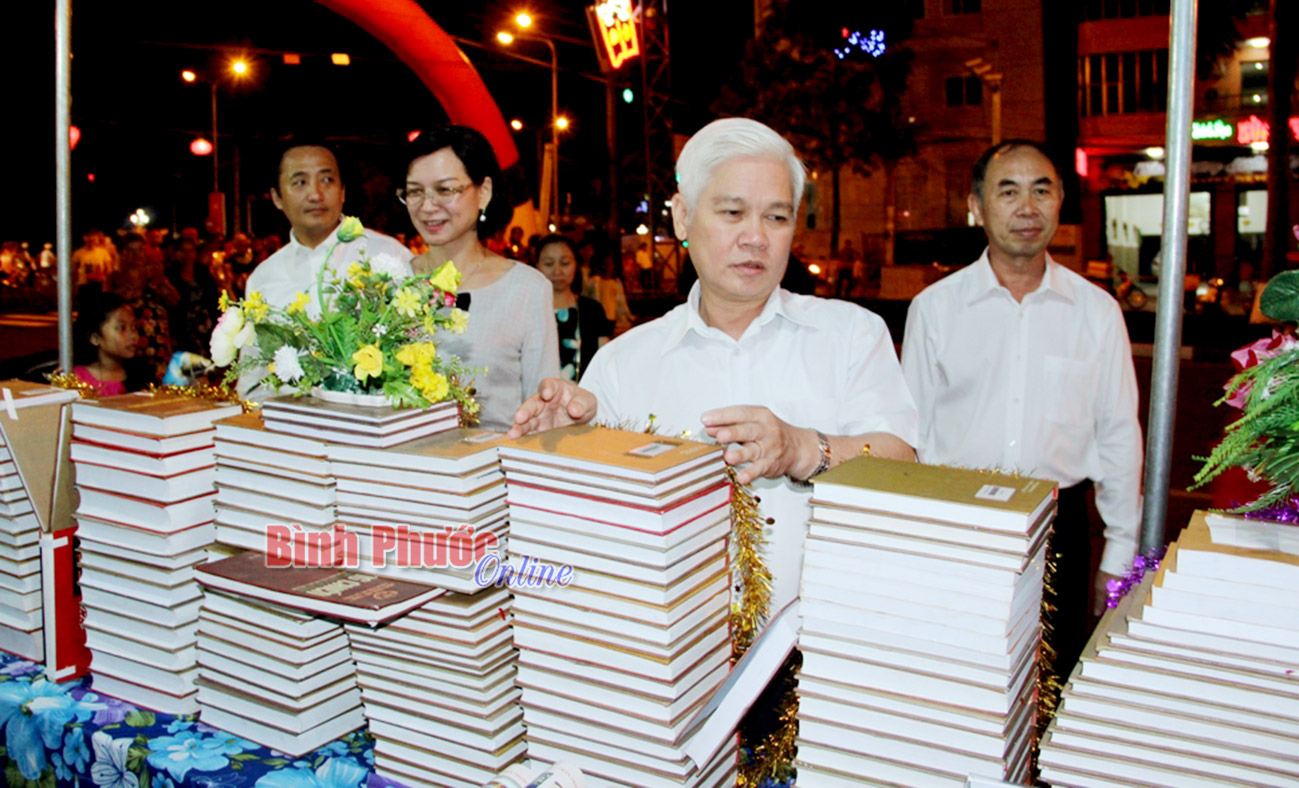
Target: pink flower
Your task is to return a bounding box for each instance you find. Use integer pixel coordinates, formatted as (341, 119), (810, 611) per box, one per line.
(443, 291), (457, 308)
(1225, 330), (1299, 408)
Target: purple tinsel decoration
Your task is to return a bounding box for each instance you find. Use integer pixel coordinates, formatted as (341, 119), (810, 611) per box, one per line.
(1105, 546), (1168, 609)
(1240, 497), (1299, 524)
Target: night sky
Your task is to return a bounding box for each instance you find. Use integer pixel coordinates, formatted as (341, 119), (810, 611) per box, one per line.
(5, 0), (751, 243)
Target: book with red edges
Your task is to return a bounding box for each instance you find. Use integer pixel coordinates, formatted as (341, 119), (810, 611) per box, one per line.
(195, 550), (443, 625)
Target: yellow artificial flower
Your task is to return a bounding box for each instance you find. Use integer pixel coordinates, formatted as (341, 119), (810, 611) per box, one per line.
(412, 365), (449, 402)
(393, 287), (422, 318)
(346, 261), (366, 289)
(243, 291), (270, 323)
(267, 363), (276, 376)
(337, 216), (364, 242)
(430, 261), (461, 294)
(287, 291), (311, 315)
(218, 290), (230, 312)
(448, 308), (469, 335)
(352, 344), (384, 383)
(396, 342), (436, 367)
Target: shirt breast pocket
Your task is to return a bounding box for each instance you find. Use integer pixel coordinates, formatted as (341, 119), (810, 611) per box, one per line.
(1041, 355), (1094, 428)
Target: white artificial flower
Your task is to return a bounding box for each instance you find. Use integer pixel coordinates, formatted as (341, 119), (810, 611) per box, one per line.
(209, 307), (255, 367)
(368, 252), (408, 280)
(90, 731), (138, 788)
(272, 345), (305, 383)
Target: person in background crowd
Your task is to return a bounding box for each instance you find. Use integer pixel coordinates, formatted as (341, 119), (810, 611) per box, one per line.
(901, 140), (1142, 677)
(73, 288), (146, 396)
(72, 230), (117, 287)
(534, 234), (612, 381)
(246, 137), (411, 314)
(113, 233), (178, 383)
(168, 236), (221, 356)
(400, 125), (559, 430)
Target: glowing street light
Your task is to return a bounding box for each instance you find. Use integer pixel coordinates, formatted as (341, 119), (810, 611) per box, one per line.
(181, 69), (197, 83)
(515, 12), (533, 28)
(510, 119), (524, 131)
(555, 116), (570, 131)
(496, 31), (515, 45)
(231, 59), (249, 75)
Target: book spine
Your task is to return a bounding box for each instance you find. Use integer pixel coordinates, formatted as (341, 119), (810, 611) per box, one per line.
(42, 528), (91, 681)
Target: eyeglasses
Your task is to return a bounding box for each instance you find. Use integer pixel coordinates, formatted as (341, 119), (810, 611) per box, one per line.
(396, 183), (472, 208)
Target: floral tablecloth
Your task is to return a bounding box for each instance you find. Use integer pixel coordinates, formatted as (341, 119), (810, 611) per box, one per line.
(0, 652), (405, 788)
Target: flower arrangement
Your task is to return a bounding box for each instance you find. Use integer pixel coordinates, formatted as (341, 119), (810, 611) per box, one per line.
(1193, 270), (1299, 511)
(210, 217), (479, 414)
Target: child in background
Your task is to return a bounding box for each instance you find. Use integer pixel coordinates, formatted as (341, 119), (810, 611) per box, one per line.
(73, 289), (143, 396)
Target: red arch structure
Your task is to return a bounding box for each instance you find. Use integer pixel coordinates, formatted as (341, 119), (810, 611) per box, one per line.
(315, 0), (519, 170)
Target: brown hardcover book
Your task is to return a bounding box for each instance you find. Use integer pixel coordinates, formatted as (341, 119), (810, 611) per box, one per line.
(498, 424), (724, 484)
(814, 456), (1056, 534)
(72, 392), (242, 436)
(195, 550), (442, 625)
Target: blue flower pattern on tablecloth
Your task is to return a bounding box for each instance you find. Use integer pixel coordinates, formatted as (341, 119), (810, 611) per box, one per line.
(0, 653), (380, 788)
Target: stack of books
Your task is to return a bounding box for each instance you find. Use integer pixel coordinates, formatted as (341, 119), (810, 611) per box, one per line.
(70, 392), (242, 713)
(259, 395), (459, 448)
(0, 428), (49, 660)
(212, 412), (335, 555)
(195, 550), (443, 754)
(347, 586), (523, 788)
(498, 425), (736, 788)
(1040, 510), (1299, 787)
(329, 428), (507, 591)
(796, 457), (1056, 787)
(194, 587), (364, 756)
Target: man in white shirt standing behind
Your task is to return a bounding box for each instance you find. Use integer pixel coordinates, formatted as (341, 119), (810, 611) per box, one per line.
(247, 138), (412, 315)
(900, 140), (1142, 673)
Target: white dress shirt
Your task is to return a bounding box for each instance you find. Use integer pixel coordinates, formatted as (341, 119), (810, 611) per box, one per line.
(580, 283), (919, 611)
(245, 227), (413, 316)
(900, 251), (1142, 574)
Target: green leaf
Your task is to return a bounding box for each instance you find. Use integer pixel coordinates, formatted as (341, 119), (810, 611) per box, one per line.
(262, 758), (291, 768)
(36, 770), (55, 788)
(1260, 270), (1299, 322)
(124, 711), (156, 728)
(138, 768), (151, 788)
(229, 753), (259, 761)
(4, 759), (23, 788)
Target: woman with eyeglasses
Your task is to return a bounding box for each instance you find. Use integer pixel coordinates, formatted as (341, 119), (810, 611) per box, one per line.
(400, 126), (559, 430)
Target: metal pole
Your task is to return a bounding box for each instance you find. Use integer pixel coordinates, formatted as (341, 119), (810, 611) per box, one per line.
(55, 0), (73, 373)
(1140, 0), (1197, 554)
(547, 38), (559, 225)
(211, 81), (219, 194)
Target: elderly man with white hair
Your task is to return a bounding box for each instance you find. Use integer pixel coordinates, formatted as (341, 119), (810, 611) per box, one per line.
(508, 117), (918, 610)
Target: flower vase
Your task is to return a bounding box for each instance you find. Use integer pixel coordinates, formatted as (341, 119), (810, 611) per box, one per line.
(310, 386), (392, 409)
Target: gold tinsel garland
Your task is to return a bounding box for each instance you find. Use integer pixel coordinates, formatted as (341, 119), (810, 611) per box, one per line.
(45, 372), (260, 413)
(728, 466), (772, 656)
(1034, 538), (1063, 778)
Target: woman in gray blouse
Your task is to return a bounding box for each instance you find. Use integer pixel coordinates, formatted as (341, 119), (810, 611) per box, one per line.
(399, 126), (560, 430)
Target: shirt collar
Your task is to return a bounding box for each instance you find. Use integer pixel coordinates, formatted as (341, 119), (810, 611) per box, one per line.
(287, 222), (342, 254)
(664, 281), (808, 350)
(964, 248), (1075, 305)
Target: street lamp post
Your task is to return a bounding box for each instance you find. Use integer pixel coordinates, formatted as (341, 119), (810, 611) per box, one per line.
(497, 30), (561, 224)
(183, 59), (249, 235)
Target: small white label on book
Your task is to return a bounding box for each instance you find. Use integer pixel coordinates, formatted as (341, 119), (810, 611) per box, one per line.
(627, 441), (677, 458)
(18, 388), (58, 397)
(975, 484), (1016, 502)
(463, 432), (504, 444)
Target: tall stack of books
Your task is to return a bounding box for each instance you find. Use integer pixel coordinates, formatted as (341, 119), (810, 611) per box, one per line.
(0, 444), (42, 660)
(796, 457), (1055, 787)
(259, 396), (459, 448)
(347, 586), (523, 788)
(1040, 510), (1299, 788)
(498, 425), (736, 788)
(329, 428), (507, 591)
(195, 550), (442, 755)
(212, 412), (335, 554)
(70, 392), (242, 713)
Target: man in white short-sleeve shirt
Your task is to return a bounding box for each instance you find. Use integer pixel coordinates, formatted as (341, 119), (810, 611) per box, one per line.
(509, 118), (918, 612)
(246, 140), (411, 316)
(901, 140), (1142, 671)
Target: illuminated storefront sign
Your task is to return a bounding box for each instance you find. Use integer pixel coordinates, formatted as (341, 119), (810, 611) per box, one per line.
(1237, 115), (1269, 145)
(589, 0), (640, 71)
(1191, 119), (1233, 140)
